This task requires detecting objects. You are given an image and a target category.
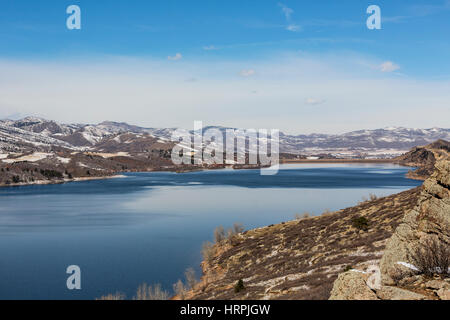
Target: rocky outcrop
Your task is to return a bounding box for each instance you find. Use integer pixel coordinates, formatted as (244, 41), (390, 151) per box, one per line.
(329, 271), (379, 300)
(330, 159), (450, 300)
(395, 140), (450, 179)
(329, 266), (449, 300)
(380, 159), (450, 285)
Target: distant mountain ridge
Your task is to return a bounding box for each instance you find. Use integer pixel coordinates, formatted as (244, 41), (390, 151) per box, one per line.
(1, 117), (449, 157)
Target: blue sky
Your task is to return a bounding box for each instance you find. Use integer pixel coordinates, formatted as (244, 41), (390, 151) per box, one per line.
(0, 1), (449, 133)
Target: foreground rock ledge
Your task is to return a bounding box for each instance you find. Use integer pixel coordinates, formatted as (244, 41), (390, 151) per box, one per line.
(330, 159), (450, 300)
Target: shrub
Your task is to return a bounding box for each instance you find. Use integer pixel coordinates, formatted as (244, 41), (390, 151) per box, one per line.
(352, 216), (369, 231)
(173, 279), (187, 300)
(369, 193), (378, 201)
(134, 283), (169, 300)
(234, 279), (245, 293)
(226, 223), (245, 241)
(295, 212), (311, 220)
(214, 226), (226, 243)
(232, 223), (245, 234)
(202, 241), (215, 263)
(408, 237), (450, 278)
(184, 267), (197, 289)
(12, 175), (20, 183)
(389, 265), (415, 285)
(343, 265), (353, 272)
(97, 292), (126, 300)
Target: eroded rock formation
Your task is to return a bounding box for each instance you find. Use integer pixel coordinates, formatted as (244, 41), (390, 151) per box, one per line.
(330, 159), (450, 300)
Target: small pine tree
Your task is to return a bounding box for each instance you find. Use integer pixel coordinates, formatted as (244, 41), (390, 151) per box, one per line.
(234, 279), (245, 293)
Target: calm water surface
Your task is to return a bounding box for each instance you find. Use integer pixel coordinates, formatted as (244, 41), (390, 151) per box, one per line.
(0, 164), (421, 299)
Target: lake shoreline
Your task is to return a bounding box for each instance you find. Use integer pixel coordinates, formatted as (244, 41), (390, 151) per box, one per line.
(0, 174), (127, 189)
(0, 158), (421, 189)
(280, 159), (395, 164)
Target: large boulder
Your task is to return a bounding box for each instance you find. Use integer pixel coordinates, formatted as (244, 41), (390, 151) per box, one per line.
(329, 271), (379, 300)
(376, 286), (425, 300)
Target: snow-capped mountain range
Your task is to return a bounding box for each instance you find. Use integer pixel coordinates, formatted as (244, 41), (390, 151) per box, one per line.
(1, 117), (449, 158)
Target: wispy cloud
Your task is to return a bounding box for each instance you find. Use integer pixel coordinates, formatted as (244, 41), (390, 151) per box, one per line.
(286, 24), (301, 32)
(305, 98), (326, 106)
(278, 3), (301, 32)
(379, 61), (400, 73)
(239, 69), (256, 77)
(168, 53), (182, 61)
(278, 3), (294, 21)
(202, 45), (218, 51)
(383, 0), (450, 23)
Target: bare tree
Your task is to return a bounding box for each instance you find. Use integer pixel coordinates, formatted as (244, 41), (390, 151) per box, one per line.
(173, 279), (187, 300)
(134, 283), (169, 300)
(232, 223), (245, 234)
(184, 267), (197, 289)
(214, 226), (226, 243)
(202, 241), (215, 263)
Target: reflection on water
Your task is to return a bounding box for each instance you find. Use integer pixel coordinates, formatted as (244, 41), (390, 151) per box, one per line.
(0, 164), (421, 299)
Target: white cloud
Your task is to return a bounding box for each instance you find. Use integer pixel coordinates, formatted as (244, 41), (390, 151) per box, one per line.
(305, 98), (326, 106)
(278, 3), (294, 21)
(0, 54), (448, 134)
(239, 69), (256, 77)
(278, 3), (301, 32)
(203, 45), (217, 51)
(379, 61), (400, 72)
(286, 24), (301, 32)
(168, 53), (182, 61)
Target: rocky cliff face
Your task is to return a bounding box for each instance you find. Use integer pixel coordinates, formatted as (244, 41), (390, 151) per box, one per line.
(395, 139), (450, 179)
(380, 159), (449, 284)
(330, 158), (450, 300)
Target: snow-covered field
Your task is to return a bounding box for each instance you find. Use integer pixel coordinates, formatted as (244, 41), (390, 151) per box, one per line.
(87, 152), (130, 158)
(2, 152), (51, 163)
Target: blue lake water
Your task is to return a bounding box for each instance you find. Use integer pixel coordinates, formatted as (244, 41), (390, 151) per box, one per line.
(0, 164), (421, 300)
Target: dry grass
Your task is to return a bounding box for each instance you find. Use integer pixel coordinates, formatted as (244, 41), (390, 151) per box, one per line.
(96, 292), (126, 300)
(133, 283), (169, 300)
(295, 212), (311, 220)
(190, 187), (421, 300)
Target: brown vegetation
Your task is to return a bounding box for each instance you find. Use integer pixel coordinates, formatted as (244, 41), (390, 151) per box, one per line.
(187, 188), (421, 300)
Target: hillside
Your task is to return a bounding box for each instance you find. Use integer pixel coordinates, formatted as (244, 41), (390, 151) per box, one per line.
(185, 188), (421, 300)
(183, 144), (449, 300)
(2, 117), (449, 156)
(394, 139), (450, 179)
(1, 116), (449, 187)
(330, 158), (449, 300)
